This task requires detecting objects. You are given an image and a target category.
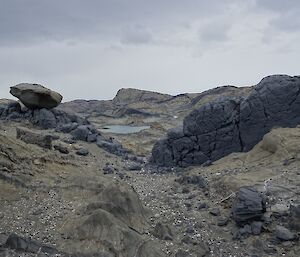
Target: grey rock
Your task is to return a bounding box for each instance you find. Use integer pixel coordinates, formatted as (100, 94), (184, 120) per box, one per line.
(232, 187), (266, 225)
(152, 222), (174, 240)
(34, 108), (57, 129)
(217, 216), (229, 226)
(233, 224), (252, 240)
(54, 144), (69, 154)
(152, 75), (300, 167)
(10, 83), (62, 109)
(251, 221), (263, 235)
(71, 125), (90, 141)
(126, 163), (142, 171)
(57, 122), (79, 133)
(275, 225), (296, 241)
(76, 148), (89, 156)
(209, 208), (221, 216)
(175, 175), (208, 188)
(4, 234), (58, 254)
(289, 204), (300, 231)
(16, 127), (52, 149)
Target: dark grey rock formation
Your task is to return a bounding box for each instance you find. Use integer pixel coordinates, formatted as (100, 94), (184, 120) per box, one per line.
(232, 187), (266, 225)
(151, 75), (300, 167)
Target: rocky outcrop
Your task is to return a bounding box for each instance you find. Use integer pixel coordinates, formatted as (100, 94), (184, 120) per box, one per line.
(151, 75), (300, 167)
(10, 83), (63, 109)
(113, 88), (172, 105)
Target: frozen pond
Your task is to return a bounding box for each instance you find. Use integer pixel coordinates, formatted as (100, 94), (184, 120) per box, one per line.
(99, 125), (150, 134)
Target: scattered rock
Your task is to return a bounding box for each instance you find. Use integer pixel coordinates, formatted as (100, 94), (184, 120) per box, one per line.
(175, 175), (208, 188)
(289, 204), (300, 231)
(16, 127), (52, 149)
(251, 221), (263, 235)
(125, 163), (142, 171)
(217, 216), (229, 226)
(76, 148), (89, 156)
(232, 187), (266, 225)
(4, 234), (58, 255)
(54, 144), (69, 154)
(275, 225), (296, 241)
(209, 207), (221, 216)
(71, 125), (90, 141)
(152, 222), (174, 240)
(10, 83), (62, 109)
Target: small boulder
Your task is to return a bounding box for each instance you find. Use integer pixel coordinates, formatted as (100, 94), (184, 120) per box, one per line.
(10, 83), (62, 109)
(275, 225), (296, 241)
(54, 145), (69, 154)
(16, 127), (52, 149)
(152, 222), (174, 240)
(76, 148), (89, 156)
(232, 187), (266, 225)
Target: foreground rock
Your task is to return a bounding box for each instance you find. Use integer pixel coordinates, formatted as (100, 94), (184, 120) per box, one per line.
(232, 187), (266, 225)
(151, 75), (300, 166)
(10, 83), (62, 109)
(16, 127), (53, 149)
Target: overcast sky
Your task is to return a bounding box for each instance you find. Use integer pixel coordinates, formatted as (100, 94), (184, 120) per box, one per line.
(0, 0), (299, 101)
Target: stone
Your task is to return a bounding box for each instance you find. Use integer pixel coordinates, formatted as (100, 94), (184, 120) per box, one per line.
(151, 75), (300, 167)
(175, 175), (208, 188)
(54, 144), (69, 154)
(125, 163), (142, 171)
(152, 222), (174, 240)
(71, 125), (90, 141)
(233, 224), (252, 240)
(251, 221), (263, 235)
(275, 225), (296, 241)
(4, 234), (58, 255)
(33, 108), (57, 129)
(209, 208), (221, 216)
(76, 148), (89, 156)
(10, 83), (62, 109)
(16, 127), (52, 149)
(217, 216), (229, 226)
(232, 187), (266, 225)
(289, 204), (300, 231)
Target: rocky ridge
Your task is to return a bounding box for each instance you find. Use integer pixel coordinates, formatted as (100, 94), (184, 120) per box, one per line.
(151, 75), (300, 167)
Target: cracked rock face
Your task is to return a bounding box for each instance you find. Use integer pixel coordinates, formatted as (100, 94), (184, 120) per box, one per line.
(151, 75), (300, 167)
(10, 83), (63, 109)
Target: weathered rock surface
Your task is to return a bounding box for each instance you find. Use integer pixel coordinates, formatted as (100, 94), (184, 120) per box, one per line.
(16, 127), (53, 149)
(10, 83), (62, 109)
(151, 75), (300, 166)
(232, 187), (266, 225)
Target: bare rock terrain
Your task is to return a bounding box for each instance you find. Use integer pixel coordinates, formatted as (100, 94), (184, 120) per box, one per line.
(0, 76), (300, 257)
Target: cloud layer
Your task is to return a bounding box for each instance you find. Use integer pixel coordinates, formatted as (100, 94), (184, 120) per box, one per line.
(0, 0), (299, 101)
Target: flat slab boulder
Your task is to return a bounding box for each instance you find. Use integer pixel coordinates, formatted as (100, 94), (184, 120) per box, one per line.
(16, 127), (52, 149)
(10, 83), (62, 109)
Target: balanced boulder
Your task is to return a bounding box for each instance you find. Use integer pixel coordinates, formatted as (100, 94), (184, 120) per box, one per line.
(10, 83), (62, 109)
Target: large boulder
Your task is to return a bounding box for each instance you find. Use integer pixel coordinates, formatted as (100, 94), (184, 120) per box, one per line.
(151, 75), (300, 167)
(10, 83), (62, 109)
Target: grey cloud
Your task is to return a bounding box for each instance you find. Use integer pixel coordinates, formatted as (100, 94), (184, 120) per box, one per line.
(121, 25), (153, 45)
(0, 0), (240, 46)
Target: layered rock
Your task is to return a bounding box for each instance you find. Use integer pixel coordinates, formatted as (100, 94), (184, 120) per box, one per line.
(10, 83), (62, 109)
(232, 187), (266, 225)
(151, 75), (300, 167)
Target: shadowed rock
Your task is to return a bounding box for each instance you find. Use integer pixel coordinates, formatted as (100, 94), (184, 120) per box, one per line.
(10, 83), (62, 109)
(151, 75), (300, 167)
(232, 187), (266, 225)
